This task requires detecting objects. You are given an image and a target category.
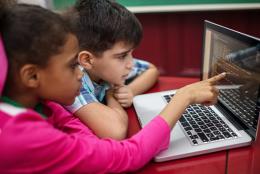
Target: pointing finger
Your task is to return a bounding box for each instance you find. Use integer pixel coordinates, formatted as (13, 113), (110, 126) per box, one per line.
(207, 72), (226, 84)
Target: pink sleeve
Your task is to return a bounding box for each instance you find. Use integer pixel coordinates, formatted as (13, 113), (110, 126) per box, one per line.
(85, 116), (170, 173)
(48, 102), (171, 172)
(0, 104), (170, 173)
(52, 115), (170, 173)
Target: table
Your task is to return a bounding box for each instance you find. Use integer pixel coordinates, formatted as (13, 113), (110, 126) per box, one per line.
(126, 76), (260, 173)
(126, 76), (227, 174)
(227, 126), (260, 173)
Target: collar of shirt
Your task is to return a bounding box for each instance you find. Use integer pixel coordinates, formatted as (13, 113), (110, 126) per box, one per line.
(0, 96), (46, 119)
(82, 71), (110, 102)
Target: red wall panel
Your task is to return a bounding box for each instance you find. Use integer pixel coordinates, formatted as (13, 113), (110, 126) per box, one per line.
(133, 10), (260, 77)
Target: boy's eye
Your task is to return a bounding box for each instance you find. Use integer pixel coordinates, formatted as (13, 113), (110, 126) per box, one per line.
(118, 54), (127, 60)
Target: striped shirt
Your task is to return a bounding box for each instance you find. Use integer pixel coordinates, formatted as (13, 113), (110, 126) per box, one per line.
(66, 58), (150, 113)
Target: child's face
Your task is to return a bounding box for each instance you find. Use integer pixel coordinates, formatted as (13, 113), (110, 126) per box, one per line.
(38, 34), (83, 105)
(90, 41), (134, 86)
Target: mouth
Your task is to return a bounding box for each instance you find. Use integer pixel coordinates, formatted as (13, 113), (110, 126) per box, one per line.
(76, 84), (82, 96)
(76, 89), (80, 96)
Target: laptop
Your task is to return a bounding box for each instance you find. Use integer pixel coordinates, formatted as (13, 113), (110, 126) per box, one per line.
(133, 20), (260, 162)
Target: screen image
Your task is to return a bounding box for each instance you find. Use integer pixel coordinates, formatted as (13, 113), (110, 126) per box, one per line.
(202, 21), (260, 138)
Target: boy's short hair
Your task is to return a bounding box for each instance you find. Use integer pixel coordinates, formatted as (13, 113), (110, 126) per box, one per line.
(69, 0), (142, 56)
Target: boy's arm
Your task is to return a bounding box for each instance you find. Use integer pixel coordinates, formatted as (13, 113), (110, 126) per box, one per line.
(127, 63), (159, 96)
(114, 61), (159, 108)
(74, 91), (128, 140)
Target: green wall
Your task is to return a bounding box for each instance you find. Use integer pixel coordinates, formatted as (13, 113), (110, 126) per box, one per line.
(117, 0), (260, 6)
(53, 0), (260, 10)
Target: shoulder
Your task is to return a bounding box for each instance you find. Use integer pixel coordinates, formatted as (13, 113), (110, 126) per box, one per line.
(126, 58), (150, 81)
(65, 90), (98, 113)
(0, 103), (52, 141)
(64, 71), (99, 113)
(81, 71), (95, 92)
(133, 58), (150, 67)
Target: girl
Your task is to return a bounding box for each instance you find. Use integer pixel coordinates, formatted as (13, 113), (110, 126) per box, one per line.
(0, 3), (225, 173)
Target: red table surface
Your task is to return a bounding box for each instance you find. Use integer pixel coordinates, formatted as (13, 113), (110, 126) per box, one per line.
(227, 118), (260, 174)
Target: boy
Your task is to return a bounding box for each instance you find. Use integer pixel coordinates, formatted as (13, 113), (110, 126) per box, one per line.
(64, 0), (159, 140)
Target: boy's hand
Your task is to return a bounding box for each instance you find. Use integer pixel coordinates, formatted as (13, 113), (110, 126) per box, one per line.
(175, 73), (226, 106)
(113, 85), (134, 108)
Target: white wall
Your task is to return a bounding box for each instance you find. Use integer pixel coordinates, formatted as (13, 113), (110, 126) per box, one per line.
(17, 0), (53, 9)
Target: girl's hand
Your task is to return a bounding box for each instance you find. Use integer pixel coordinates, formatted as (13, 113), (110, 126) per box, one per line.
(160, 73), (226, 128)
(175, 73), (226, 106)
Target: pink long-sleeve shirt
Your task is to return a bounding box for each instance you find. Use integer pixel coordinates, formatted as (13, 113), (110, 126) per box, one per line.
(0, 101), (170, 173)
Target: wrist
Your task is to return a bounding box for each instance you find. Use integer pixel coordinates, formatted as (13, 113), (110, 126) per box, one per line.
(174, 90), (192, 107)
(106, 89), (114, 99)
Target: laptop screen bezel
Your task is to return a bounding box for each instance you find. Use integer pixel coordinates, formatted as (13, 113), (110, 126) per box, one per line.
(201, 20), (260, 140)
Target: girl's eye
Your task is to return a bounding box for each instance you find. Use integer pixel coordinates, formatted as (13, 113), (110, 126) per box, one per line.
(71, 62), (80, 69)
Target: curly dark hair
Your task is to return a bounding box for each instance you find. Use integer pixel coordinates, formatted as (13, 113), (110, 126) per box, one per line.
(64, 0), (142, 56)
(0, 3), (73, 91)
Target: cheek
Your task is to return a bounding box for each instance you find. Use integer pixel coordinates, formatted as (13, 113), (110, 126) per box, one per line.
(95, 60), (125, 78)
(55, 70), (76, 88)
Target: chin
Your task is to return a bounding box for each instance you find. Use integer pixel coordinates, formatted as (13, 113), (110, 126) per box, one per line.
(67, 98), (76, 105)
(60, 97), (75, 106)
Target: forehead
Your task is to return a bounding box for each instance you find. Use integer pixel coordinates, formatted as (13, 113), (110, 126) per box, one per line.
(101, 41), (133, 56)
(48, 34), (79, 64)
(60, 34), (79, 56)
(111, 41), (133, 51)
(94, 41), (133, 58)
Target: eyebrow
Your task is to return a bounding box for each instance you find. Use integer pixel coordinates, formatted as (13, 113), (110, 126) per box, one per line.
(114, 49), (132, 56)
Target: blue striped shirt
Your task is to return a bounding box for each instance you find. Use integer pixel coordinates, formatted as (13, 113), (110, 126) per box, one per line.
(65, 58), (149, 113)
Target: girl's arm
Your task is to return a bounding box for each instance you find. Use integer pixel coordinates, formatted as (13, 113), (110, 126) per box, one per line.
(0, 73), (225, 174)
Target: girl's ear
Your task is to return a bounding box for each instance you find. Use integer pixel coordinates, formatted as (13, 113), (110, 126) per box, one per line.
(78, 51), (94, 70)
(19, 64), (40, 88)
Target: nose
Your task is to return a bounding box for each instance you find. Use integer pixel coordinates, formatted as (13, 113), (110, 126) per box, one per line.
(126, 56), (133, 69)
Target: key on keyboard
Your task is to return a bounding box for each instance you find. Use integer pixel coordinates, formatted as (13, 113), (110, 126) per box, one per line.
(163, 94), (238, 145)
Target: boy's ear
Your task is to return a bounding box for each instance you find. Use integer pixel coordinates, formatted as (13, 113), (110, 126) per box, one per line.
(78, 51), (94, 70)
(19, 64), (40, 88)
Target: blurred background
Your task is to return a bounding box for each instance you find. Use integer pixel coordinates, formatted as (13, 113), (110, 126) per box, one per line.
(18, 0), (260, 78)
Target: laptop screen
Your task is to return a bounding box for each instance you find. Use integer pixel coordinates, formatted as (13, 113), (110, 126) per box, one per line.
(202, 21), (260, 139)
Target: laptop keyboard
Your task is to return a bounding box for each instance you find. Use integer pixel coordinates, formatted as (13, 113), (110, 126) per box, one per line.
(219, 88), (258, 130)
(163, 94), (238, 145)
